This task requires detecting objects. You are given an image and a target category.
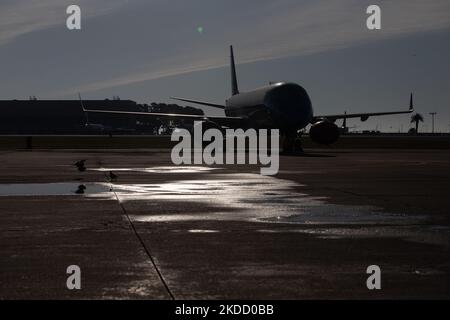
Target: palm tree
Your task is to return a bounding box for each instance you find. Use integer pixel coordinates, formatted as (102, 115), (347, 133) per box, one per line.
(410, 113), (424, 134)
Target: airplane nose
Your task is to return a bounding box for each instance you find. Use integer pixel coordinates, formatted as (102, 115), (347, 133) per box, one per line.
(264, 83), (313, 129)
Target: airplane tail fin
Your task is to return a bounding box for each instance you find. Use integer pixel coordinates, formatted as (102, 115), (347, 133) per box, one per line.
(230, 45), (239, 96)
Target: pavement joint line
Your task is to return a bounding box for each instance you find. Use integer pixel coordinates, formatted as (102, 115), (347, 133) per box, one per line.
(104, 173), (175, 300)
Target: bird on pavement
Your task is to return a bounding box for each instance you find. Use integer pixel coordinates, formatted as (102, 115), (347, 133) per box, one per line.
(109, 171), (118, 182)
(75, 184), (87, 194)
(74, 160), (87, 172)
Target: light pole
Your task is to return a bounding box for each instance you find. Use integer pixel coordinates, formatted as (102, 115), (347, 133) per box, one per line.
(429, 112), (437, 134)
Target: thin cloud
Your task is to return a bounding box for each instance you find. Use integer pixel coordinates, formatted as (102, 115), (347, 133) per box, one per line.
(1, 0), (449, 97)
(0, 0), (129, 45)
(54, 0), (450, 95)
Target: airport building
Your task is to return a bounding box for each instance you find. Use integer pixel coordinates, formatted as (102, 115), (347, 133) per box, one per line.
(0, 99), (142, 134)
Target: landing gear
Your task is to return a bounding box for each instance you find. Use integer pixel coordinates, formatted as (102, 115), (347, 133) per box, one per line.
(281, 130), (304, 155)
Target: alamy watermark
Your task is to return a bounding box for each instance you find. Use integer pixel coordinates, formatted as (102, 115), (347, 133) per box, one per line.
(66, 5), (81, 30)
(366, 265), (381, 290)
(171, 121), (280, 176)
(66, 5), (381, 31)
(66, 265), (81, 290)
(367, 5), (381, 30)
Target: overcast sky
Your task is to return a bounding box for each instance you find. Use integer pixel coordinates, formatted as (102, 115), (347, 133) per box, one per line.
(1, 0), (449, 132)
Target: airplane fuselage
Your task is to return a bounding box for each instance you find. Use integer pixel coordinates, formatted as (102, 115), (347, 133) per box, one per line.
(225, 82), (313, 132)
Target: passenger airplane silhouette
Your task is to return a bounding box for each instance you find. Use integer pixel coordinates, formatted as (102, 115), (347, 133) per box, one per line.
(82, 46), (413, 152)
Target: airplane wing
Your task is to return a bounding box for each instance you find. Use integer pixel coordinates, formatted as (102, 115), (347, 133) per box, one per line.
(79, 93), (246, 128)
(82, 108), (247, 127)
(313, 93), (414, 122)
(170, 97), (226, 109)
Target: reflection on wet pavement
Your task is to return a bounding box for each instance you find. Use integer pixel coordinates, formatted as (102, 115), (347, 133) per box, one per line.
(0, 166), (447, 245)
(90, 166), (219, 174)
(188, 229), (220, 233)
(114, 172), (446, 245)
(0, 182), (111, 196)
(115, 174), (424, 226)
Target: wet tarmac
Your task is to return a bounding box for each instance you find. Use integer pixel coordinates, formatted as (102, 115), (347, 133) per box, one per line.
(0, 149), (449, 299)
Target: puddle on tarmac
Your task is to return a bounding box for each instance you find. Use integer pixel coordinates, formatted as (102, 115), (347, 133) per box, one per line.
(188, 229), (220, 233)
(0, 173), (425, 227)
(0, 167), (446, 245)
(115, 173), (425, 227)
(111, 172), (444, 245)
(90, 166), (219, 174)
(0, 182), (111, 197)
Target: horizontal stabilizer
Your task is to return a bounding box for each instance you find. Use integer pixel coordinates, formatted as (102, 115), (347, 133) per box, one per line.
(171, 97), (225, 109)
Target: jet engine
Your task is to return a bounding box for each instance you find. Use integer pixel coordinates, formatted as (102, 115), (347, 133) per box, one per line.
(309, 120), (340, 145)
